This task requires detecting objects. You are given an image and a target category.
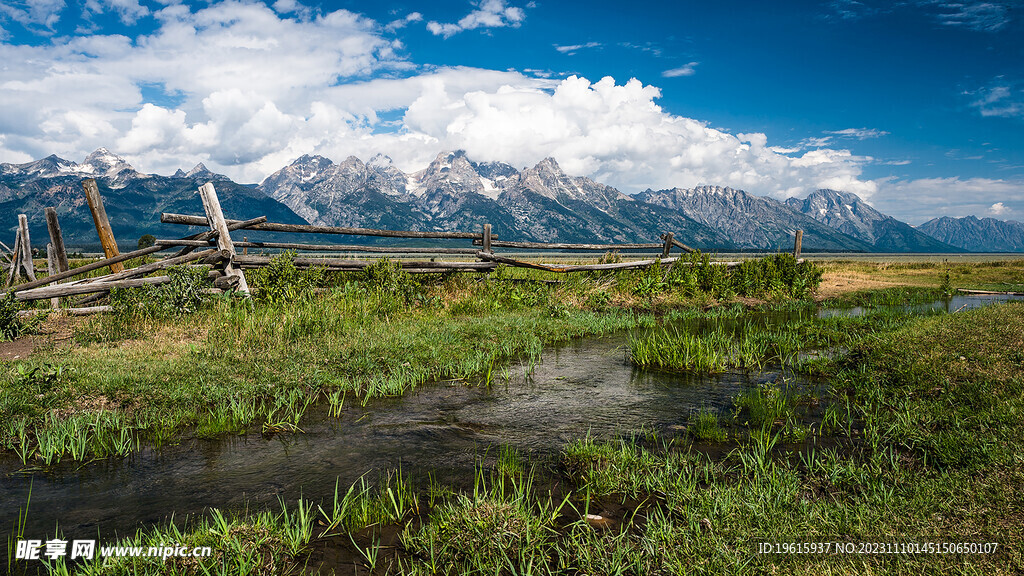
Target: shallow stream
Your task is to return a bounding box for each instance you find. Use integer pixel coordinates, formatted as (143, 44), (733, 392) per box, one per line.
(1, 294), (1020, 544)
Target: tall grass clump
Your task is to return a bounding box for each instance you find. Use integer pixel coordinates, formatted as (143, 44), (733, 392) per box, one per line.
(689, 406), (728, 442)
(629, 326), (730, 372)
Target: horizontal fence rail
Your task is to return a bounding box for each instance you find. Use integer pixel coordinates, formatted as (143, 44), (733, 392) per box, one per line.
(160, 213), (497, 240)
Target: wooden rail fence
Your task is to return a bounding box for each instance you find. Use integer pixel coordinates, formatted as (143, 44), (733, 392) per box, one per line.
(2, 179), (805, 311)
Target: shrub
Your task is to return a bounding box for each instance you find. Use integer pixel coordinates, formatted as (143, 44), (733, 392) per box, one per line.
(362, 258), (418, 315)
(110, 265), (211, 318)
(1, 293), (21, 341)
(248, 251), (324, 305)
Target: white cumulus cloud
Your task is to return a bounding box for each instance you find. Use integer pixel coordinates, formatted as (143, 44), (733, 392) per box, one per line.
(426, 0), (528, 38)
(7, 0), (997, 217)
(871, 176), (1024, 224)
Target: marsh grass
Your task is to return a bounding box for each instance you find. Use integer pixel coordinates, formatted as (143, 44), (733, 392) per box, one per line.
(688, 406), (728, 442)
(628, 322), (806, 372)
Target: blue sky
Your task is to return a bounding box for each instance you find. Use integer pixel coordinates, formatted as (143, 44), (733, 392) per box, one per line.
(1, 0), (1021, 223)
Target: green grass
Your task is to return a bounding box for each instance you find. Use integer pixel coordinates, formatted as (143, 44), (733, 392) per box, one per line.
(19, 302), (1023, 575)
(0, 253), (825, 465)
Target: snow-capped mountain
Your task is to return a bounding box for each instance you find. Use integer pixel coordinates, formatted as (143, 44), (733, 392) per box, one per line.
(1, 148), (147, 188)
(636, 185), (874, 252)
(785, 189), (960, 252)
(258, 150), (731, 246)
(1, 149), (305, 249)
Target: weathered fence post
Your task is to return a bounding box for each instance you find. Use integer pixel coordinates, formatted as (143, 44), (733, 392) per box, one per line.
(82, 179), (123, 273)
(482, 223), (492, 253)
(198, 182), (250, 296)
(242, 236), (248, 255)
(17, 215), (36, 282)
(4, 229), (21, 288)
(47, 244), (59, 309)
(793, 230), (803, 258)
(661, 232), (674, 258)
(44, 207), (70, 274)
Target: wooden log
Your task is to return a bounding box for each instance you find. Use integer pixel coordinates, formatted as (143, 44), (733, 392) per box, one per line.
(482, 223), (492, 253)
(170, 215), (267, 258)
(668, 236), (696, 254)
(793, 229), (803, 258)
(1, 244), (169, 295)
(472, 239), (662, 250)
(17, 215), (37, 281)
(956, 288), (1024, 296)
(661, 232), (674, 258)
(17, 306), (113, 318)
(47, 244), (59, 309)
(402, 266), (497, 274)
(475, 252), (755, 273)
(476, 252), (681, 273)
(14, 275), (172, 302)
(198, 183), (249, 295)
(154, 238), (480, 254)
(160, 213), (496, 240)
(242, 236), (248, 256)
(74, 248), (221, 286)
(44, 207), (70, 274)
(233, 255), (496, 270)
(82, 179), (123, 273)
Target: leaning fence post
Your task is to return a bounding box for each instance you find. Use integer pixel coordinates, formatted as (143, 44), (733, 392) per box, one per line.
(44, 207), (70, 274)
(198, 182), (250, 296)
(82, 179), (124, 273)
(793, 229), (803, 258)
(17, 214), (37, 282)
(661, 232), (674, 258)
(4, 228), (22, 288)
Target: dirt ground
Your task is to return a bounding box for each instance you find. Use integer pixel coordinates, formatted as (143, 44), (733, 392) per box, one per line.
(1, 313), (77, 361)
(815, 270), (912, 299)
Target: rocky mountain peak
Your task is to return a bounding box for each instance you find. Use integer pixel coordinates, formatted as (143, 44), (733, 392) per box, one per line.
(367, 153), (394, 169)
(2, 154), (78, 177)
(471, 159), (518, 181)
(414, 150), (485, 197)
(186, 163), (210, 177)
(81, 148), (131, 175)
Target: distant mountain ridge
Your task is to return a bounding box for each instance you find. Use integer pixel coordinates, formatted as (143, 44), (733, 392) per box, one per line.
(785, 189), (962, 253)
(3, 148), (1015, 253)
(917, 216), (1024, 252)
(0, 149), (306, 249)
(636, 185), (874, 252)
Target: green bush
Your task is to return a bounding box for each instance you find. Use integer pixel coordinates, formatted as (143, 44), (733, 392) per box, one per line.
(110, 265), (211, 318)
(1, 293), (22, 341)
(362, 258), (420, 316)
(248, 251), (324, 305)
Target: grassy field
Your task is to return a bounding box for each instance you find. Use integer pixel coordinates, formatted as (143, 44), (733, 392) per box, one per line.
(2, 254), (1023, 574)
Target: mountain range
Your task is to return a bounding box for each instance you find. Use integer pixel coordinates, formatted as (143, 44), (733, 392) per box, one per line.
(1, 148), (1017, 253)
(917, 216), (1024, 252)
